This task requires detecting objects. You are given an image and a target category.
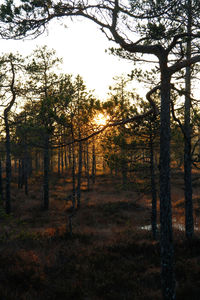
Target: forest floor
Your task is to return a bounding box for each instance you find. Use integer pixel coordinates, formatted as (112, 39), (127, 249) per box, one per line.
(0, 168), (200, 299)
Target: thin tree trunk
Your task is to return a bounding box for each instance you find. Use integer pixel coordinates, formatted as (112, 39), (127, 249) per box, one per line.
(86, 141), (90, 190)
(64, 146), (67, 171)
(35, 151), (39, 172)
(4, 59), (16, 214)
(21, 159), (25, 188)
(0, 159), (3, 201)
(68, 144), (72, 167)
(18, 159), (21, 189)
(184, 0), (194, 239)
(24, 158), (28, 196)
(4, 116), (11, 214)
(149, 123), (157, 240)
(61, 145), (64, 174)
(43, 133), (49, 210)
(58, 146), (61, 175)
(72, 141), (76, 209)
(77, 138), (82, 209)
(92, 139), (96, 184)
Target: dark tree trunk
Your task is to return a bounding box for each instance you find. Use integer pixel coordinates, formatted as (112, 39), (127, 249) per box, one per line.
(64, 146), (67, 171)
(21, 159), (25, 188)
(35, 151), (40, 172)
(3, 59), (16, 214)
(43, 133), (49, 210)
(0, 160), (3, 201)
(159, 62), (176, 300)
(72, 141), (76, 209)
(92, 140), (96, 184)
(184, 0), (194, 239)
(57, 146), (61, 175)
(68, 144), (72, 168)
(24, 158), (28, 196)
(149, 123), (157, 240)
(61, 146), (64, 174)
(86, 141), (90, 190)
(18, 159), (22, 189)
(23, 141), (29, 195)
(77, 139), (82, 209)
(4, 116), (11, 214)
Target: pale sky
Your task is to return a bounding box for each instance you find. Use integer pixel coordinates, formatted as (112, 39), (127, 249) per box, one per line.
(0, 18), (137, 100)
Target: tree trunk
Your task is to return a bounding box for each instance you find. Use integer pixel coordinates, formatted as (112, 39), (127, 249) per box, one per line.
(92, 139), (96, 184)
(43, 133), (49, 210)
(18, 159), (22, 189)
(184, 0), (194, 239)
(4, 116), (11, 214)
(68, 144), (72, 169)
(159, 62), (176, 300)
(35, 151), (39, 172)
(77, 139), (82, 209)
(61, 145), (64, 174)
(24, 158), (28, 196)
(72, 141), (76, 209)
(57, 146), (61, 175)
(149, 123), (157, 240)
(0, 159), (3, 202)
(64, 146), (67, 171)
(86, 141), (90, 190)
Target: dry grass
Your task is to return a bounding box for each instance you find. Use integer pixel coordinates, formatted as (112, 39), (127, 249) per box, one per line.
(0, 170), (199, 299)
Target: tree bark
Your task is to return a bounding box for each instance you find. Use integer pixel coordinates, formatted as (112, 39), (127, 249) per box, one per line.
(149, 123), (157, 240)
(43, 133), (49, 210)
(92, 139), (96, 184)
(72, 140), (76, 209)
(184, 0), (194, 239)
(4, 115), (11, 214)
(57, 146), (61, 175)
(0, 160), (3, 202)
(159, 61), (176, 300)
(86, 141), (90, 190)
(77, 138), (82, 209)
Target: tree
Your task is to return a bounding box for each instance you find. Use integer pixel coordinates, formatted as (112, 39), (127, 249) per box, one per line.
(102, 76), (138, 185)
(26, 45), (62, 210)
(0, 52), (24, 214)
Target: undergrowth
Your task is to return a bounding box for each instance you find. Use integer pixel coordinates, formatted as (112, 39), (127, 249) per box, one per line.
(0, 171), (199, 299)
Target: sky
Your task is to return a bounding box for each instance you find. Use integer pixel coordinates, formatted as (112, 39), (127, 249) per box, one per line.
(0, 18), (137, 100)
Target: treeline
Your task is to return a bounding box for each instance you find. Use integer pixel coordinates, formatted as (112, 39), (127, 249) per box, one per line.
(0, 45), (199, 225)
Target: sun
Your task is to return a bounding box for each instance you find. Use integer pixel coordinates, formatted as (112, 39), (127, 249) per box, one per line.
(93, 113), (108, 126)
